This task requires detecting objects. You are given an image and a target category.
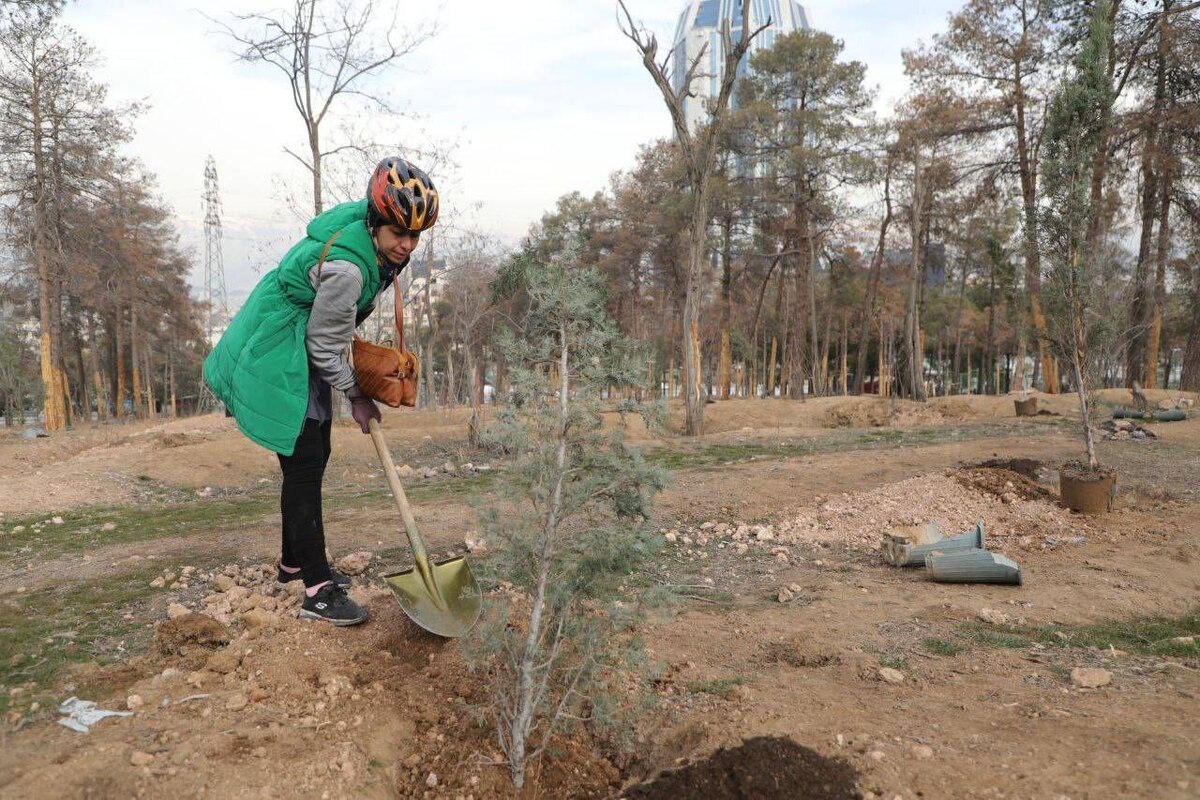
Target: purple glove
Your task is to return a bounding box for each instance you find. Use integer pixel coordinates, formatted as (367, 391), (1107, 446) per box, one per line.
(347, 388), (381, 434)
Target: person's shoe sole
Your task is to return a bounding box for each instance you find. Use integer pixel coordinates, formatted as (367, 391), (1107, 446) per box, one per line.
(297, 608), (368, 626)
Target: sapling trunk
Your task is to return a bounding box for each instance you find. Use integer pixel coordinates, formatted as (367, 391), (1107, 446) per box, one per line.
(1070, 307), (1099, 470)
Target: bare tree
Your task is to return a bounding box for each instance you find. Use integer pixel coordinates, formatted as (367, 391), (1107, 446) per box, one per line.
(0, 12), (129, 429)
(214, 0), (436, 215)
(618, 0), (769, 435)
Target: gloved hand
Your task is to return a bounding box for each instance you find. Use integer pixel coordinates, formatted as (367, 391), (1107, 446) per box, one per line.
(347, 387), (381, 434)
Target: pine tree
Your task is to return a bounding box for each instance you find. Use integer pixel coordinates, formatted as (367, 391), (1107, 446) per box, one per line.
(1039, 0), (1116, 470)
(469, 245), (667, 789)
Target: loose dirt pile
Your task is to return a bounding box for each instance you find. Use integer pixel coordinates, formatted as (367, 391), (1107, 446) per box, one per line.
(661, 469), (1088, 559)
(623, 736), (860, 800)
(773, 469), (1086, 552)
(0, 567), (620, 799)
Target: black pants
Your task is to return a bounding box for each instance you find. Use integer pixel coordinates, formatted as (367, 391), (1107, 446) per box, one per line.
(278, 418), (334, 588)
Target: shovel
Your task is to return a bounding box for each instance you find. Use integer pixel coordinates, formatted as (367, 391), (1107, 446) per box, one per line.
(367, 418), (481, 637)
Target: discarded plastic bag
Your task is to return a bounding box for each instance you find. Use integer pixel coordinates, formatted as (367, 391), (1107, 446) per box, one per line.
(57, 696), (133, 733)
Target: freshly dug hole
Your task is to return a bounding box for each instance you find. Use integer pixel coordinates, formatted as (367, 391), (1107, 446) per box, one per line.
(623, 736), (860, 800)
(969, 457), (1044, 480)
(954, 467), (1054, 502)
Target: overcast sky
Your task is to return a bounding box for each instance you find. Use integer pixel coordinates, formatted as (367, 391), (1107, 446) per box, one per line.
(64, 0), (962, 295)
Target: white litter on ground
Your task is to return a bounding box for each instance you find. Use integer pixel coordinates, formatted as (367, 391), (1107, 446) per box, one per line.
(56, 697), (133, 733)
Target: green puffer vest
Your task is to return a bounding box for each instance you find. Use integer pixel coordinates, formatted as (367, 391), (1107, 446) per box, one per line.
(203, 200), (380, 455)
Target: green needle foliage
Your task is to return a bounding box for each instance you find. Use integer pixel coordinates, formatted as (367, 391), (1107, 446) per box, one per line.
(1038, 0), (1116, 470)
(467, 243), (667, 789)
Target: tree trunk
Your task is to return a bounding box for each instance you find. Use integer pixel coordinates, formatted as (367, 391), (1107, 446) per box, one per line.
(71, 320), (90, 421)
(423, 236), (438, 410)
(766, 266), (784, 397)
(718, 217), (733, 400)
(169, 351), (178, 418)
(467, 345), (481, 447)
(1144, 158), (1172, 388)
(789, 265), (807, 400)
(1014, 58), (1057, 395)
(89, 316), (108, 420)
(839, 318), (848, 395)
(1126, 144), (1161, 387)
(144, 341), (156, 418)
(852, 171), (892, 395)
(986, 283), (997, 394)
(115, 311), (127, 418)
(682, 171), (710, 434)
(1125, 1), (1169, 387)
(1182, 263), (1200, 390)
(903, 157), (927, 401)
(309, 120), (323, 215)
(806, 215), (822, 395)
(130, 304), (143, 419)
(445, 344), (456, 407)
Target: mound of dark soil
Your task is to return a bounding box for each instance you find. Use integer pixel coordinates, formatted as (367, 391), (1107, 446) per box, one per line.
(623, 736), (860, 800)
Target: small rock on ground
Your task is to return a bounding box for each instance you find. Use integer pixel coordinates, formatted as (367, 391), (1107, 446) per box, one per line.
(335, 551), (372, 576)
(978, 607), (1011, 626)
(1070, 667), (1112, 688)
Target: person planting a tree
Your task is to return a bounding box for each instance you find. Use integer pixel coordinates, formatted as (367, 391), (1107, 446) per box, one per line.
(204, 157), (438, 627)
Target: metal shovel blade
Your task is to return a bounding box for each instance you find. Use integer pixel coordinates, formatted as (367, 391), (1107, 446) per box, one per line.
(383, 557), (481, 638)
(368, 419), (481, 637)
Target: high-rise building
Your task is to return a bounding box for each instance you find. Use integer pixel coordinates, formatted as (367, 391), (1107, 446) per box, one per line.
(671, 0), (811, 132)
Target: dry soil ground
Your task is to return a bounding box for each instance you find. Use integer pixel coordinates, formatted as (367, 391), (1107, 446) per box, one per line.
(0, 390), (1197, 800)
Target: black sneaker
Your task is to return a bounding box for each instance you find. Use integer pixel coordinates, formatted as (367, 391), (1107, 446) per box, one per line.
(277, 565), (352, 589)
(298, 584), (368, 626)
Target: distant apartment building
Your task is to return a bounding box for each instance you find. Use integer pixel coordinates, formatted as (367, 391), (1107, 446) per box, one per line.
(407, 252), (446, 306)
(671, 0), (812, 133)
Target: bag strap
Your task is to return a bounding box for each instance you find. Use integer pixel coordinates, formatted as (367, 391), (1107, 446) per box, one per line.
(315, 229), (406, 353)
(393, 274), (406, 353)
(314, 230), (342, 281)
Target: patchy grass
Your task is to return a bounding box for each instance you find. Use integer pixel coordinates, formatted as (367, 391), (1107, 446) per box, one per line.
(646, 442), (814, 471)
(643, 422), (1065, 473)
(877, 654), (909, 671)
(960, 608), (1200, 658)
(0, 494), (278, 564)
(686, 675), (747, 698)
(921, 637), (965, 657)
(960, 624), (1039, 649)
(0, 469), (502, 567)
(333, 470), (497, 508)
(0, 566), (167, 716)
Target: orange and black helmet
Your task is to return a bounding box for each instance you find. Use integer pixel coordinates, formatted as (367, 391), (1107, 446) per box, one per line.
(366, 157), (439, 232)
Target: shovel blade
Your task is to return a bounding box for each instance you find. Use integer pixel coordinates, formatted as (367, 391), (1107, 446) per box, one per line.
(383, 556), (482, 638)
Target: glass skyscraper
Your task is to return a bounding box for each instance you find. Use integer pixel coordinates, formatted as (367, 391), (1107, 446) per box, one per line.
(671, 0), (812, 132)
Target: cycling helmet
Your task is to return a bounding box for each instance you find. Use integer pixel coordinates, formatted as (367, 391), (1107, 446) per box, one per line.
(366, 157), (439, 231)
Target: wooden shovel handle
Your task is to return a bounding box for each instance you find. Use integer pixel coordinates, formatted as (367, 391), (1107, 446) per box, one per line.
(367, 418), (433, 572)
